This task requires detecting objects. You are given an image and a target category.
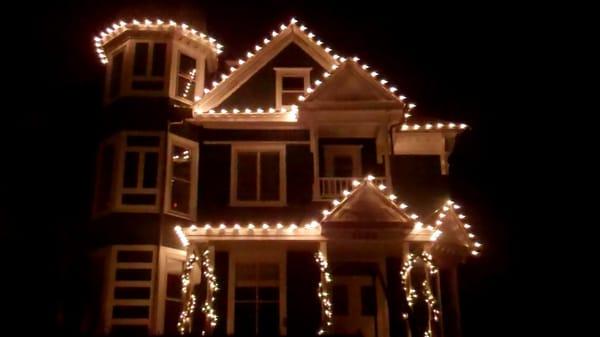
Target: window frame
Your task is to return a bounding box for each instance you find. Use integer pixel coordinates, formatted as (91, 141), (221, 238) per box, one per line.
(323, 145), (363, 177)
(274, 67), (311, 109)
(130, 40), (168, 92)
(228, 249), (287, 336)
(175, 51), (198, 102)
(115, 131), (164, 213)
(164, 133), (199, 219)
(230, 143), (287, 207)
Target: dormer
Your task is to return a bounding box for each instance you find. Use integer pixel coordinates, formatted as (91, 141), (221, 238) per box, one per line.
(95, 19), (222, 105)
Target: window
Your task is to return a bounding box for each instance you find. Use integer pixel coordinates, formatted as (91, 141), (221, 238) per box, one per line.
(274, 68), (311, 109)
(235, 263), (280, 336)
(324, 145), (362, 177)
(105, 245), (156, 335)
(118, 132), (163, 211)
(231, 144), (286, 206)
(332, 285), (349, 316)
(131, 42), (167, 91)
(110, 51), (124, 98)
(165, 134), (198, 219)
(360, 286), (376, 316)
(176, 53), (198, 100)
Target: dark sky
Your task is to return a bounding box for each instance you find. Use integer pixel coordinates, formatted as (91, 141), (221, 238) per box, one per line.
(7, 0), (550, 336)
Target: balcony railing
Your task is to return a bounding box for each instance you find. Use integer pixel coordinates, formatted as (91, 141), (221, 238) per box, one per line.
(318, 177), (386, 199)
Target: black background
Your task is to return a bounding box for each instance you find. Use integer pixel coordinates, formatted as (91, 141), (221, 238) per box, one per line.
(4, 0), (563, 336)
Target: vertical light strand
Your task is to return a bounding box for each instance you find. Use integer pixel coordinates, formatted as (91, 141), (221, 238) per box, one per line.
(316, 242), (333, 335)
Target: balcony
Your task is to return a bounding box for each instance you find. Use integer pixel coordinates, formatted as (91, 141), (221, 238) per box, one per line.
(318, 177), (386, 199)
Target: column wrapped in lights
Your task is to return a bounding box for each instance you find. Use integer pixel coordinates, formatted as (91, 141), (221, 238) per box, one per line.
(400, 251), (442, 337)
(200, 247), (219, 334)
(178, 251), (199, 334)
(315, 249), (333, 335)
(178, 247), (219, 336)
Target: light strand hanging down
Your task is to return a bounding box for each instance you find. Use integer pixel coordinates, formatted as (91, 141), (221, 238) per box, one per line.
(400, 251), (442, 337)
(178, 252), (199, 334)
(315, 250), (333, 335)
(200, 249), (219, 333)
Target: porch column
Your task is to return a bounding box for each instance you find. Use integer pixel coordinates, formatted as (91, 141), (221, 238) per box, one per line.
(179, 246), (202, 335)
(317, 241), (333, 335)
(200, 245), (218, 335)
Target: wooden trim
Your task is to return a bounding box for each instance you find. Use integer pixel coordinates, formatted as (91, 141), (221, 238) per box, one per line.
(204, 140), (309, 145)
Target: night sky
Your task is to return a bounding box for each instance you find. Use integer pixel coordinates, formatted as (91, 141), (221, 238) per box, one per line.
(6, 0), (546, 336)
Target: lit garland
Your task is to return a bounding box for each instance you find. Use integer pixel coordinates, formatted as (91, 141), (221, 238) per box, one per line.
(399, 122), (468, 132)
(94, 19), (223, 64)
(400, 251), (442, 337)
(193, 105), (299, 122)
(175, 221), (321, 238)
(194, 17), (418, 115)
(178, 252), (199, 334)
(315, 250), (333, 335)
(200, 249), (219, 333)
(177, 249), (220, 336)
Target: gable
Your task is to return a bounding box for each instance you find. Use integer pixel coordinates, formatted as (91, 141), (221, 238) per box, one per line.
(321, 180), (415, 231)
(302, 62), (406, 109)
(193, 22), (337, 113)
(216, 43), (326, 111)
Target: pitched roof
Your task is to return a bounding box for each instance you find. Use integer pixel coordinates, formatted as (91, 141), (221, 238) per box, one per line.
(94, 18), (222, 65)
(428, 200), (482, 256)
(319, 177), (429, 236)
(192, 18), (419, 116)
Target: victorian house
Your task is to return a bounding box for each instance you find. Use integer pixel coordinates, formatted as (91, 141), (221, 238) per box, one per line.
(89, 15), (481, 337)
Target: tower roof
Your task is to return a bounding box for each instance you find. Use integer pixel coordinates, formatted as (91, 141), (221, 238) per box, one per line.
(429, 200), (482, 257)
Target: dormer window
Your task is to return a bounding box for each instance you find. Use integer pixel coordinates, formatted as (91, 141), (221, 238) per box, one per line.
(175, 53), (198, 101)
(274, 68), (311, 109)
(131, 42), (167, 90)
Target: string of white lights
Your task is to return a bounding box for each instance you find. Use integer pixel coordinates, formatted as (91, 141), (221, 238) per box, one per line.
(315, 250), (333, 335)
(400, 251), (441, 337)
(433, 200), (482, 256)
(178, 252), (199, 334)
(94, 19), (223, 64)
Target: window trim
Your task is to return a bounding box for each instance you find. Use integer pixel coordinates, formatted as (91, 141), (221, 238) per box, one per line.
(164, 134), (199, 219)
(274, 67), (311, 109)
(323, 145), (363, 177)
(114, 131), (164, 213)
(230, 143), (287, 207)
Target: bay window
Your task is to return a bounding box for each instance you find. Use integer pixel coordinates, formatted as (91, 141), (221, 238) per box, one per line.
(175, 53), (198, 100)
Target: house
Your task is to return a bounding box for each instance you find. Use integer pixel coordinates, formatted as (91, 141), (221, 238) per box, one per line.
(89, 16), (481, 337)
